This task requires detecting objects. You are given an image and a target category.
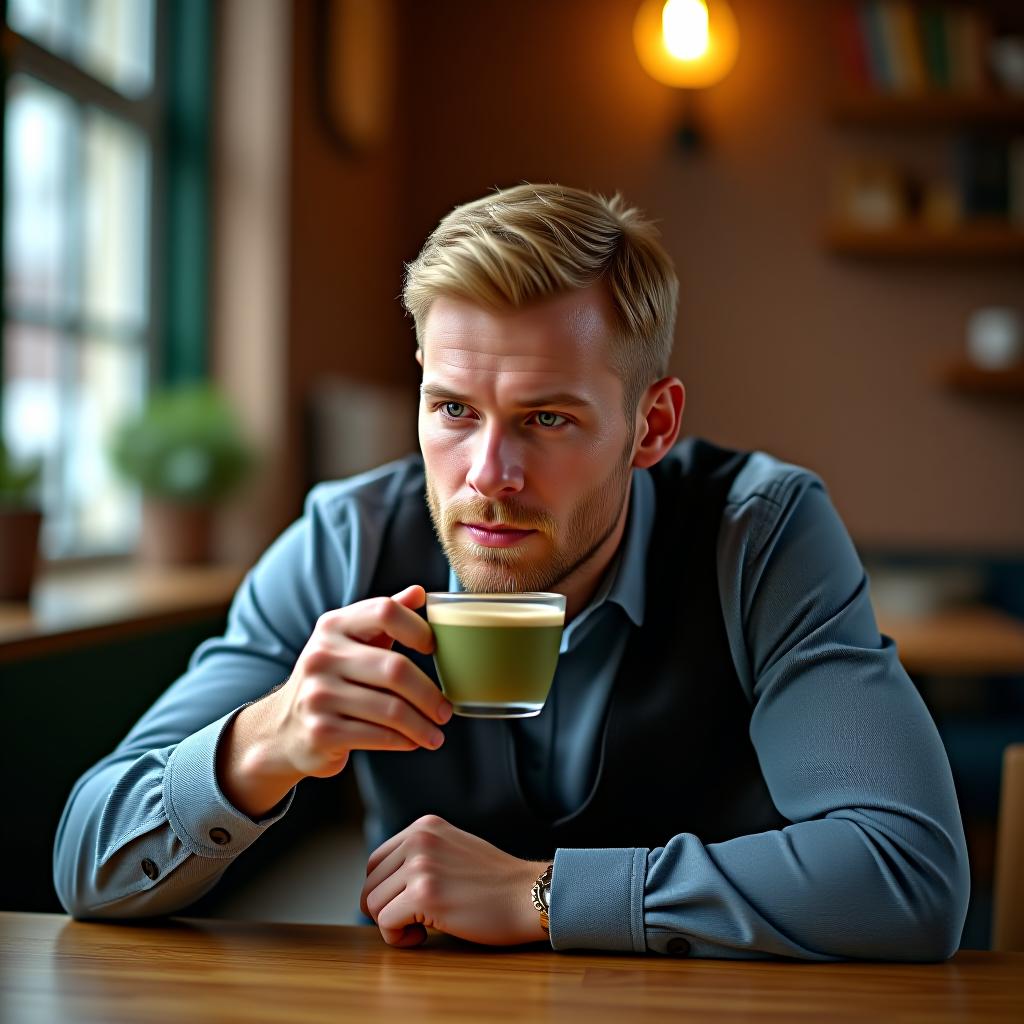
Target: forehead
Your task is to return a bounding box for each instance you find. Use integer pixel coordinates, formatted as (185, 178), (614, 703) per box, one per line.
(420, 283), (620, 397)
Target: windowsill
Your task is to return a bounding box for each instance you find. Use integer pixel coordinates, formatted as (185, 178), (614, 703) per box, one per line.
(0, 560), (246, 663)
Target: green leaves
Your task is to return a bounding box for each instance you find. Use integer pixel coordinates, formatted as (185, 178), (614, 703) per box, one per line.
(110, 383), (255, 502)
(0, 439), (42, 505)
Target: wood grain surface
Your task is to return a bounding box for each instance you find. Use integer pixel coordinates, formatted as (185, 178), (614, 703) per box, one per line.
(2, 913), (1023, 1023)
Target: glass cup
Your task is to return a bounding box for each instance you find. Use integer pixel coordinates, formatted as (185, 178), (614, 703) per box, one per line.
(425, 592), (567, 718)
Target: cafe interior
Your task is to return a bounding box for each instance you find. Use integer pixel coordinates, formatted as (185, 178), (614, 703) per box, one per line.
(1, 0), (1023, 1012)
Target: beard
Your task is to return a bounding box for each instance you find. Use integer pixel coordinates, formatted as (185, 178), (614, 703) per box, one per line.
(424, 441), (634, 595)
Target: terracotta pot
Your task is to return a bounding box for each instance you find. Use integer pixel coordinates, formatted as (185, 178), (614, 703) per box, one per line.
(0, 506), (42, 601)
(140, 499), (215, 566)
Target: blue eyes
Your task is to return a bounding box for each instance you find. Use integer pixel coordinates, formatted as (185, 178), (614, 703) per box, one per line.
(535, 411), (565, 428)
(438, 402), (567, 429)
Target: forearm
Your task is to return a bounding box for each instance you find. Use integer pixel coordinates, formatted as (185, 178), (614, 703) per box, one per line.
(54, 709), (294, 919)
(550, 806), (969, 960)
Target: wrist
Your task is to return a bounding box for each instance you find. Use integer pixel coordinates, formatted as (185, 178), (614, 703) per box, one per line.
(216, 701), (303, 819)
(520, 859), (553, 943)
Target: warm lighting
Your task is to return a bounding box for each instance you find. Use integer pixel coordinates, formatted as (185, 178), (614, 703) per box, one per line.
(662, 0), (709, 60)
(634, 0), (739, 89)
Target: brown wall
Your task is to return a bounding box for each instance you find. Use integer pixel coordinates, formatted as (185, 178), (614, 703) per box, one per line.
(285, 0), (1024, 552)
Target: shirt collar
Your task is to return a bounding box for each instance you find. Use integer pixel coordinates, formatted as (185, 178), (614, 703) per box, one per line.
(445, 467), (653, 633)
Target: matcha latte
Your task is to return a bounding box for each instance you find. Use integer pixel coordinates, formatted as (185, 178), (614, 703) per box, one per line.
(426, 593), (566, 718)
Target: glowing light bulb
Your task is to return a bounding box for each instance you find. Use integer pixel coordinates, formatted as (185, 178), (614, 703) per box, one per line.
(634, 0), (739, 89)
(662, 0), (710, 61)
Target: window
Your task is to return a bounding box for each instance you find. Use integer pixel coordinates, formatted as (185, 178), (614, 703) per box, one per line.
(1, 0), (209, 560)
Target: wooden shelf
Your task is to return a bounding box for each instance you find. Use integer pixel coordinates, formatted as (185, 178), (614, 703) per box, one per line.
(940, 360), (1024, 397)
(824, 222), (1024, 258)
(831, 90), (1024, 128)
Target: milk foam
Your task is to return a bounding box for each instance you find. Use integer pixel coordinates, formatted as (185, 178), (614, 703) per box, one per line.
(427, 601), (564, 628)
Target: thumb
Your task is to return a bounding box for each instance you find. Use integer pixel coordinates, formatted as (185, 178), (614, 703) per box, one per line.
(390, 584), (427, 609)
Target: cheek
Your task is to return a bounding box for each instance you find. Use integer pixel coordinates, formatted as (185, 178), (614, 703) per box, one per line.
(419, 421), (466, 486)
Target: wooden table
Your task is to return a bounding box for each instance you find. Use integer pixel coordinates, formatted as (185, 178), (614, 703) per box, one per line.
(876, 607), (1024, 677)
(2, 913), (1022, 1023)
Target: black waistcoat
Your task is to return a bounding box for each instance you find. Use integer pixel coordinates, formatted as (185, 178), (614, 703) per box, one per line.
(352, 438), (790, 859)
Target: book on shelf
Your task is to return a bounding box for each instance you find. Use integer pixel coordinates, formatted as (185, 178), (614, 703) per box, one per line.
(836, 1), (1000, 96)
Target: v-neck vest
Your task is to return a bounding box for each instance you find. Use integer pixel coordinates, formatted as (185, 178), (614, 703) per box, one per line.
(351, 438), (790, 859)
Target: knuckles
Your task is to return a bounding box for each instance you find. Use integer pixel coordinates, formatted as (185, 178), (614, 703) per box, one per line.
(301, 644), (335, 675)
(302, 679), (335, 712)
(383, 695), (407, 724)
(414, 813), (448, 832)
(371, 596), (397, 625)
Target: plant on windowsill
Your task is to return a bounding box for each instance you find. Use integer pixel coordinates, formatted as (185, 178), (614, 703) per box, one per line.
(110, 383), (256, 566)
(0, 440), (44, 601)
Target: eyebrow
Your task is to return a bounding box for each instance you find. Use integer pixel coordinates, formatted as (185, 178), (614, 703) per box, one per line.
(420, 383), (594, 410)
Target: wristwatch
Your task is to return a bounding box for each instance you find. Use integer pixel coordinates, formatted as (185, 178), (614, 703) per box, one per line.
(531, 864), (553, 932)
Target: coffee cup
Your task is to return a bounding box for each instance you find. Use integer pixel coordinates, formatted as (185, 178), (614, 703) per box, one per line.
(425, 592), (566, 719)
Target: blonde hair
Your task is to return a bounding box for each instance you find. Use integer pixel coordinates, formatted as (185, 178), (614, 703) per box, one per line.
(402, 183), (679, 414)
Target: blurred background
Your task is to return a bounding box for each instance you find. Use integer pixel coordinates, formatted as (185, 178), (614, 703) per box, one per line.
(1, 0), (1022, 950)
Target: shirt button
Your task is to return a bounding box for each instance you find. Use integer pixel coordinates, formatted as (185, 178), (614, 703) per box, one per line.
(209, 827), (232, 846)
(141, 859), (159, 880)
(666, 937), (691, 956)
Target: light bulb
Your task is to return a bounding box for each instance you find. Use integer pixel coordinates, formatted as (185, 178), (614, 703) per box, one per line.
(663, 0), (710, 61)
(634, 0), (739, 89)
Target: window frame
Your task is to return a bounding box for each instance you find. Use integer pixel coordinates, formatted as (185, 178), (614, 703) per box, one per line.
(0, 0), (214, 562)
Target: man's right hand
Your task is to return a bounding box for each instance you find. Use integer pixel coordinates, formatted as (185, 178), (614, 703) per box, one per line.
(217, 585), (452, 818)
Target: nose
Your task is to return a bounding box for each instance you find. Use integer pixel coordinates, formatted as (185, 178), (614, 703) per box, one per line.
(466, 424), (524, 498)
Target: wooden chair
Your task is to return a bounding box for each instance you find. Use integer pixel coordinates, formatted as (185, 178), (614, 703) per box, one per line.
(992, 743), (1024, 951)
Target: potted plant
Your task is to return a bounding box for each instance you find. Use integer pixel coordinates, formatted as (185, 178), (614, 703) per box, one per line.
(0, 440), (43, 601)
(110, 383), (255, 565)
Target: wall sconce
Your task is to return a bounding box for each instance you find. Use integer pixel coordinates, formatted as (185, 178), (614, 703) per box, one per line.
(633, 0), (739, 150)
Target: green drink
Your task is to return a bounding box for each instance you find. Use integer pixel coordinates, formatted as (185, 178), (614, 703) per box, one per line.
(426, 593), (566, 718)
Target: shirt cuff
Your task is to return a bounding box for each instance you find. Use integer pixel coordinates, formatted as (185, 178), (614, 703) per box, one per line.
(163, 706), (295, 860)
(549, 847), (648, 952)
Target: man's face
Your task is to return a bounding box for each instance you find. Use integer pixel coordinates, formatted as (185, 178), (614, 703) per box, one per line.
(418, 282), (638, 594)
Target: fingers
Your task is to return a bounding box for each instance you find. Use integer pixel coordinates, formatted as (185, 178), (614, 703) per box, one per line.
(365, 814), (449, 878)
(381, 923), (428, 948)
(321, 679), (446, 750)
(361, 854), (407, 920)
(377, 892), (431, 946)
(361, 843), (408, 914)
(327, 590), (435, 655)
(322, 717), (419, 754)
(337, 647), (451, 729)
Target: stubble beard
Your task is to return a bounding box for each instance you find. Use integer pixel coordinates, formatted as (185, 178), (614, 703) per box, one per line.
(424, 441), (634, 595)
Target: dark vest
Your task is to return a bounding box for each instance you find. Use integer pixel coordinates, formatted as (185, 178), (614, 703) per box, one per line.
(353, 438), (790, 860)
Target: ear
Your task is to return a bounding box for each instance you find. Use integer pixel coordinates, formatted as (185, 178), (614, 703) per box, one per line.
(632, 377), (685, 470)
(415, 347), (424, 368)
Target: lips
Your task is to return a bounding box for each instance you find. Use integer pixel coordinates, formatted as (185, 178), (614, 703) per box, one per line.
(461, 523), (536, 548)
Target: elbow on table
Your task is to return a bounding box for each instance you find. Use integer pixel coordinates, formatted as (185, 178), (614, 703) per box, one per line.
(53, 855), (178, 923)
(837, 867), (970, 962)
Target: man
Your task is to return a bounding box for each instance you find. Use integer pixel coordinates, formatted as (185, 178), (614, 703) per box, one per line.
(54, 184), (969, 959)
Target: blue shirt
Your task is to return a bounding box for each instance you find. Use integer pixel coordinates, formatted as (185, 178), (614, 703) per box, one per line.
(52, 443), (970, 959)
(460, 467), (652, 820)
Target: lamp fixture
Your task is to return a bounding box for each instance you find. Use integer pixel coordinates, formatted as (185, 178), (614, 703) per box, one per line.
(633, 0), (739, 149)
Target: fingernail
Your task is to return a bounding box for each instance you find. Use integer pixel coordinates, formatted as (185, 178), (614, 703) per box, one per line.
(429, 729), (445, 748)
(437, 702), (453, 724)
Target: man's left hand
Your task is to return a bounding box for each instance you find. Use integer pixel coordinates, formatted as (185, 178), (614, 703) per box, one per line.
(360, 814), (550, 947)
